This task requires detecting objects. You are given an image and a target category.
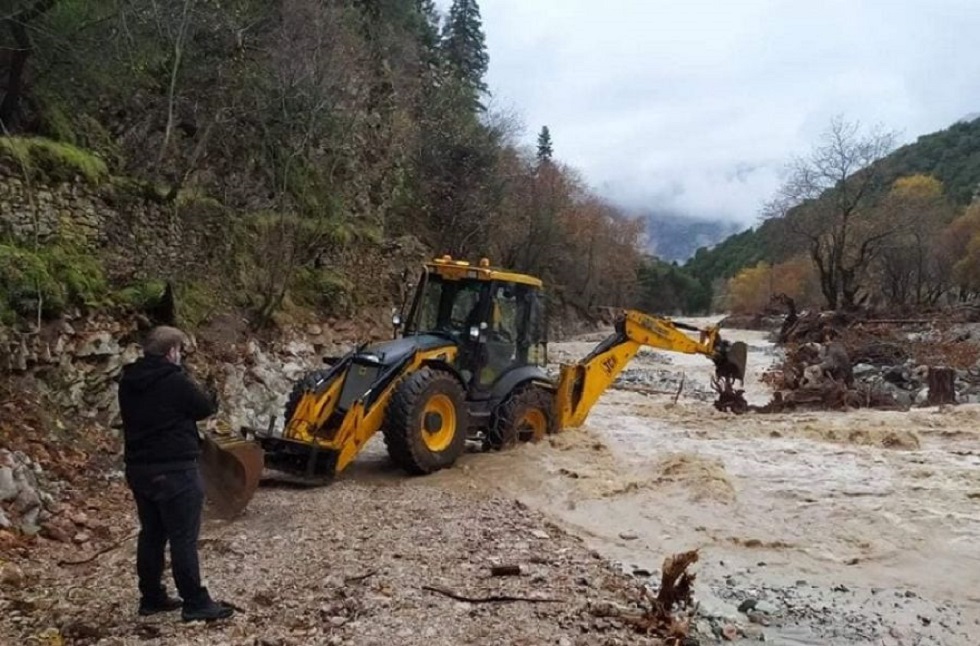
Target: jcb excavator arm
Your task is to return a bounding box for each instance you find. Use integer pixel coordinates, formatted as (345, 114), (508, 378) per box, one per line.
(555, 310), (747, 428)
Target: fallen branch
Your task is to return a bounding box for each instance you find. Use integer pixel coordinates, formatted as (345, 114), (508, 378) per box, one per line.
(58, 531), (138, 566)
(422, 585), (562, 604)
(672, 374), (685, 404)
(344, 569), (377, 584)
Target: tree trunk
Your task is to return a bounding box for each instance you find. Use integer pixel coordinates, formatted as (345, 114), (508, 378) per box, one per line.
(812, 244), (838, 310)
(926, 367), (956, 406)
(0, 0), (57, 133)
(0, 23), (31, 131)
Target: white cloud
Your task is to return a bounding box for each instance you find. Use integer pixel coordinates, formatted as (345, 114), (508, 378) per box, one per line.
(436, 0), (980, 225)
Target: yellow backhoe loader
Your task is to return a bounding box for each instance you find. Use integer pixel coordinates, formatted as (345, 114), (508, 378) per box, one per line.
(202, 256), (747, 516)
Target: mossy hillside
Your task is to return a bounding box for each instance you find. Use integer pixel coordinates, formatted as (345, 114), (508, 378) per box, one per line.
(0, 137), (109, 185)
(0, 240), (107, 324)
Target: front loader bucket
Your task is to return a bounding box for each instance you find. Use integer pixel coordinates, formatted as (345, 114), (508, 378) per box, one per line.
(199, 433), (264, 519)
(716, 341), (748, 382)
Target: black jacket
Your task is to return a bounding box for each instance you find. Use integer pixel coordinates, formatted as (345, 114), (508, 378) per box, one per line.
(118, 354), (217, 473)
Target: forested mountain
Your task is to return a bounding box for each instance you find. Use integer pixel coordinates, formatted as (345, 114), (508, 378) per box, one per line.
(677, 116), (980, 314)
(0, 0), (645, 330)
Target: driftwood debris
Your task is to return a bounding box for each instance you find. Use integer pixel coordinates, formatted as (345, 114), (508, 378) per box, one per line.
(422, 585), (562, 604)
(591, 549), (699, 644)
(490, 564), (522, 577)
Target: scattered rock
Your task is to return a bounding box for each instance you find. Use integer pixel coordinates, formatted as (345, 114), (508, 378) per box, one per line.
(747, 611), (771, 626)
(41, 522), (72, 543)
(75, 332), (121, 358)
(742, 625), (765, 641)
(754, 600), (778, 615)
(0, 561), (24, 588)
(0, 467), (17, 501)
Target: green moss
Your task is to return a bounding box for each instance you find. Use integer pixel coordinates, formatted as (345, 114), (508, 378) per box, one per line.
(175, 281), (221, 328)
(114, 279), (168, 311)
(291, 266), (354, 315)
(108, 176), (170, 204)
(37, 244), (107, 308)
(0, 239), (109, 324)
(0, 137), (109, 185)
(175, 188), (226, 213)
(37, 103), (78, 146)
(0, 244), (60, 324)
(75, 114), (124, 170)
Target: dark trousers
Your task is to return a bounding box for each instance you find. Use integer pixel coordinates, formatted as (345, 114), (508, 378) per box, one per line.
(125, 467), (208, 609)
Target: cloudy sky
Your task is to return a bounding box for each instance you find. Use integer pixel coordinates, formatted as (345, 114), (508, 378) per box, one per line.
(436, 0), (980, 227)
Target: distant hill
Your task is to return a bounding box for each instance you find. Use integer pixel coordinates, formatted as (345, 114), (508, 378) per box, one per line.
(642, 212), (744, 263)
(685, 115), (980, 284)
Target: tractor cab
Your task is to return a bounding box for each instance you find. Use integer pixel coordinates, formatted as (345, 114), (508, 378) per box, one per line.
(396, 256), (548, 397)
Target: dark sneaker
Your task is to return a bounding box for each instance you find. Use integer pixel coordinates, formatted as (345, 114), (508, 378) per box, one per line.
(138, 596), (183, 616)
(181, 599), (234, 622)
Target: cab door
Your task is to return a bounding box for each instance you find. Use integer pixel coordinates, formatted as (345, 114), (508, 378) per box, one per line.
(476, 282), (521, 389)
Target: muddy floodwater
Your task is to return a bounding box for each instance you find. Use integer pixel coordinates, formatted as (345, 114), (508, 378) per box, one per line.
(349, 321), (980, 645)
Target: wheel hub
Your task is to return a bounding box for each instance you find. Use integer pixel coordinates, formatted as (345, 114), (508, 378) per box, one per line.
(424, 411), (443, 433)
(421, 393), (456, 452)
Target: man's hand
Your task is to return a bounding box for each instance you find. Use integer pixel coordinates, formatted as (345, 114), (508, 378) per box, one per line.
(204, 372), (221, 402)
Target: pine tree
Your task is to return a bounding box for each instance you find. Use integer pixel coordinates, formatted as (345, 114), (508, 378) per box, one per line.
(536, 126), (553, 163)
(442, 0), (489, 108)
(415, 0), (442, 66)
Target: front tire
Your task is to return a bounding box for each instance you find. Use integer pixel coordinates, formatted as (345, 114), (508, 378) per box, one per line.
(383, 367), (468, 475)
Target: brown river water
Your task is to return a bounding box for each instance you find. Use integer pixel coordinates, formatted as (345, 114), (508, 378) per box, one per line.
(345, 322), (980, 644)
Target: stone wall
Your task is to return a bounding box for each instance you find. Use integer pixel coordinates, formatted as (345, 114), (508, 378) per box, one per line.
(0, 162), (231, 283)
(0, 171), (106, 245)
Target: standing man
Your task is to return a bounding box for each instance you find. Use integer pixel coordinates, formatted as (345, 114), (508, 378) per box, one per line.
(118, 325), (234, 622)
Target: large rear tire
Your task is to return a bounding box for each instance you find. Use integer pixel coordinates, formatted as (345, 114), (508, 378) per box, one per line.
(488, 385), (557, 450)
(383, 367), (468, 475)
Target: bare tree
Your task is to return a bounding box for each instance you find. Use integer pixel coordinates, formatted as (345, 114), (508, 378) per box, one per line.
(153, 0), (194, 165)
(764, 116), (898, 310)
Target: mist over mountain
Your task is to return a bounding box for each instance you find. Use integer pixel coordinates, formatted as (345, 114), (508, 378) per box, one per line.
(642, 212), (745, 263)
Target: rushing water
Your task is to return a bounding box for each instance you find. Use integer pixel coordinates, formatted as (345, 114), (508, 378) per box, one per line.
(348, 322), (980, 644)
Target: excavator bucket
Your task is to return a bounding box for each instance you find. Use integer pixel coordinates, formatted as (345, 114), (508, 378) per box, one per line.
(716, 341), (748, 382)
(199, 433), (264, 519)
